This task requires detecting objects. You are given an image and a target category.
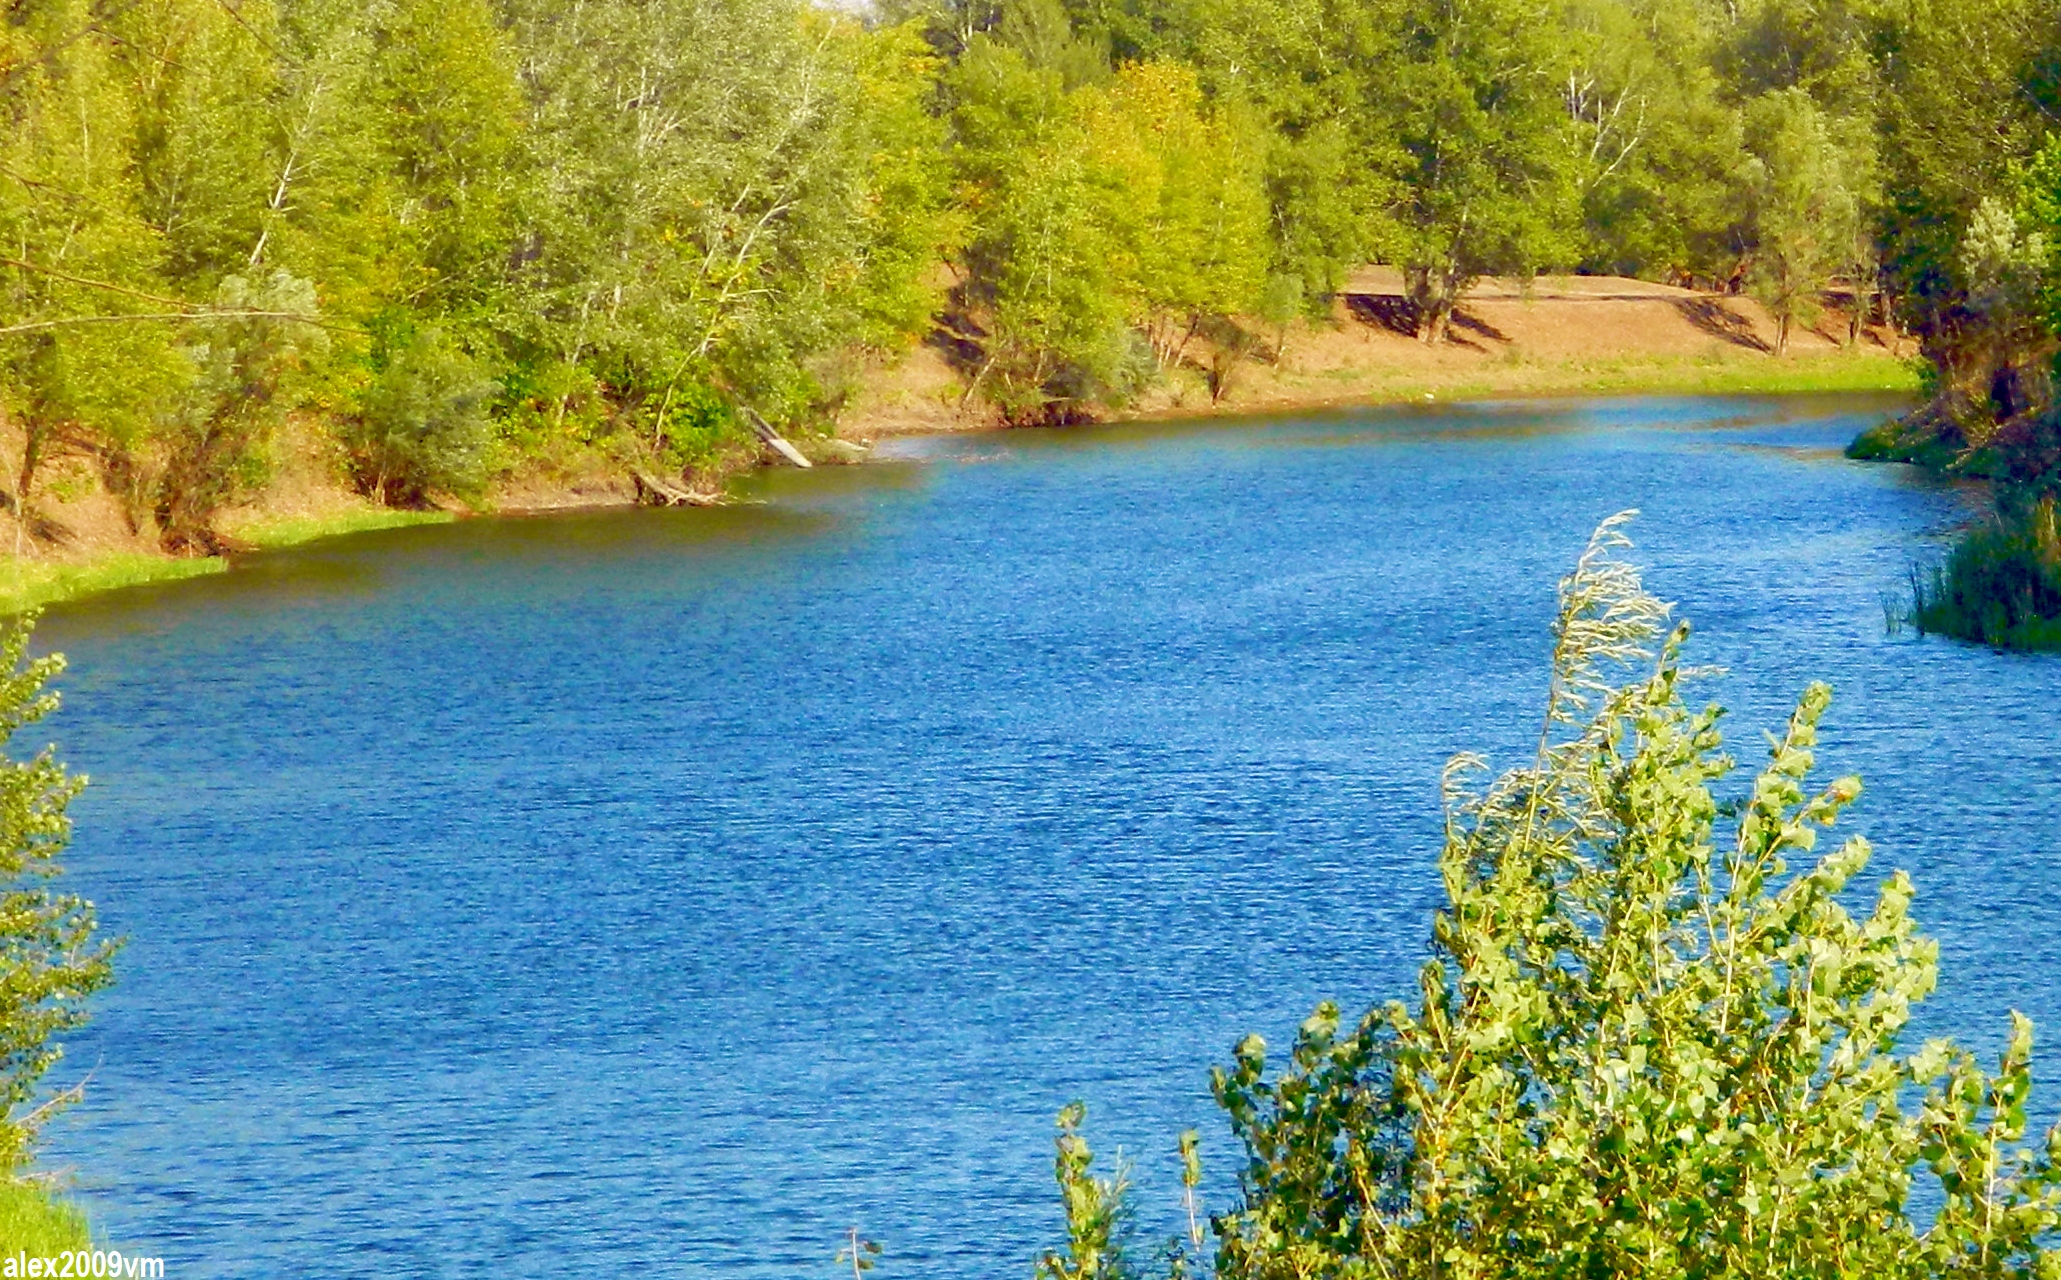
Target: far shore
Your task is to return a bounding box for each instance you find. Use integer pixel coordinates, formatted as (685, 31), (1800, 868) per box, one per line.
(0, 275), (1918, 615)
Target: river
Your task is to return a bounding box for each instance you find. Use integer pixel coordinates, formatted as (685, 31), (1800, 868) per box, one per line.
(29, 394), (2061, 1276)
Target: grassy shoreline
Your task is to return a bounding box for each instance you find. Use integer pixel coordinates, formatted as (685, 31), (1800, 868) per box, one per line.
(1, 355), (1915, 616)
(0, 509), (453, 616)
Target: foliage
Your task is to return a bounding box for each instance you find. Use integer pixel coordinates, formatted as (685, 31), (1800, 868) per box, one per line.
(1876, 0), (2061, 364)
(1207, 515), (2061, 1277)
(1740, 89), (1871, 355)
(951, 45), (1271, 418)
(837, 1227), (884, 1280)
(0, 616), (111, 1174)
(155, 273), (324, 553)
(1038, 1103), (1142, 1280)
(0, 0), (186, 524)
(343, 329), (498, 506)
(1381, 0), (1583, 342)
(1565, 0), (1744, 282)
(1039, 517), (2061, 1277)
(2, 0), (2059, 498)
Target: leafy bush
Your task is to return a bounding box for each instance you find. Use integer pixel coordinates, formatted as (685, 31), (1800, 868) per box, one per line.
(345, 330), (499, 506)
(155, 273), (324, 553)
(1046, 515), (2061, 1278)
(0, 616), (112, 1174)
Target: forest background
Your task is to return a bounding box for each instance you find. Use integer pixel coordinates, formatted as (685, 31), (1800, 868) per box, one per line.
(2, 0), (2060, 560)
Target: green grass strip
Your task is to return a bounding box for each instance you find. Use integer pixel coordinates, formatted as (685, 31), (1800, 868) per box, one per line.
(0, 552), (227, 616)
(235, 507), (454, 551)
(0, 1178), (89, 1252)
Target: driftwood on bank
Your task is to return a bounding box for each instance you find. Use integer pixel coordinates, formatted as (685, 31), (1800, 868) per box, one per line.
(631, 470), (723, 507)
(742, 407), (812, 468)
(631, 406), (820, 507)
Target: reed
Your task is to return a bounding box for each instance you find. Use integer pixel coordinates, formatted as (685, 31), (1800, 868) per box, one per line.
(1908, 499), (2061, 649)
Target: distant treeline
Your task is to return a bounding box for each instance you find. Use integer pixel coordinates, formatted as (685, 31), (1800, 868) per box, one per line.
(3, 0), (2060, 548)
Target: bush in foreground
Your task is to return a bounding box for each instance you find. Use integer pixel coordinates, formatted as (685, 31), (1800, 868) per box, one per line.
(1045, 514), (2061, 1279)
(0, 613), (112, 1243)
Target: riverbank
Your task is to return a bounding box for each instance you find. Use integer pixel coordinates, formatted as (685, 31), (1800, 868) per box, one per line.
(0, 274), (1917, 614)
(0, 508), (454, 615)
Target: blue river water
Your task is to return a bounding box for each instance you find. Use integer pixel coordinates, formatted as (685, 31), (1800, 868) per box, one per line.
(24, 394), (2061, 1276)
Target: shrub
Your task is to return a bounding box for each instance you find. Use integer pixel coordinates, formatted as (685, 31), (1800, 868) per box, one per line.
(1045, 515), (2061, 1279)
(345, 330), (499, 506)
(0, 615), (112, 1173)
(155, 273), (324, 553)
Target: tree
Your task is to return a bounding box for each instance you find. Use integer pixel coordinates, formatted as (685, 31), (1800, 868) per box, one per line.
(115, 0), (278, 288)
(0, 0), (184, 544)
(1380, 0), (1583, 343)
(1207, 514), (2061, 1278)
(155, 272), (325, 553)
(1740, 88), (1869, 355)
(506, 0), (895, 454)
(1564, 0), (1748, 283)
(341, 327), (498, 506)
(1177, 0), (1397, 309)
(951, 39), (1137, 419)
(1875, 0), (2061, 391)
(0, 616), (113, 1173)
(846, 21), (963, 352)
(1092, 62), (1270, 369)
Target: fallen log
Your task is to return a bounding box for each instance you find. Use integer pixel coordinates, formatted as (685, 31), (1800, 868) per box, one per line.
(632, 470), (722, 507)
(743, 407), (812, 468)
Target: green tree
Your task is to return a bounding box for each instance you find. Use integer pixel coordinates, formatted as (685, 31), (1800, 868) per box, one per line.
(0, 0), (184, 542)
(847, 21), (963, 353)
(1093, 62), (1270, 369)
(1178, 0), (1396, 309)
(506, 0), (895, 456)
(1381, 0), (1583, 342)
(1565, 0), (1748, 282)
(1740, 88), (1870, 355)
(1208, 515), (2061, 1278)
(115, 0), (278, 288)
(155, 272), (325, 553)
(1875, 0), (2061, 389)
(951, 39), (1136, 418)
(342, 327), (498, 506)
(0, 617), (113, 1173)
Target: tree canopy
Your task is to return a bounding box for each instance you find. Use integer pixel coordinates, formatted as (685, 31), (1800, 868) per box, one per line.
(3, 0), (2059, 526)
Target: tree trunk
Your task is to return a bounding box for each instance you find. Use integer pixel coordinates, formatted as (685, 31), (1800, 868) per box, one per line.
(15, 422), (42, 554)
(1407, 266), (1456, 344)
(1419, 301), (1452, 345)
